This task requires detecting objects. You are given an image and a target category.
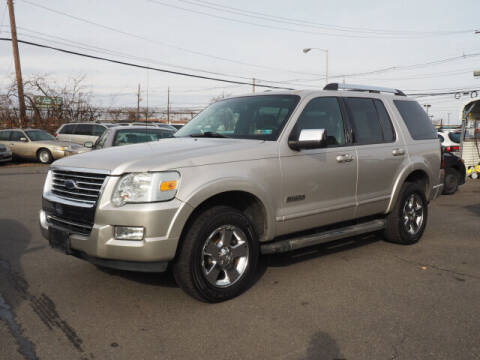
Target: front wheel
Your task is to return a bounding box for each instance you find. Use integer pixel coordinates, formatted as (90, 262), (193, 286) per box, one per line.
(173, 206), (259, 302)
(37, 149), (52, 164)
(383, 182), (428, 245)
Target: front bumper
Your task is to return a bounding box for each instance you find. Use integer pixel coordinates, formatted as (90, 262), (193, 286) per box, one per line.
(0, 153), (12, 163)
(40, 195), (193, 272)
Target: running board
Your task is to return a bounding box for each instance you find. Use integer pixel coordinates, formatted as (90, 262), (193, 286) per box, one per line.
(261, 219), (386, 254)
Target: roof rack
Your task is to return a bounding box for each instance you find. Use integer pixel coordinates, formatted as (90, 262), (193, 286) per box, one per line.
(324, 83), (406, 96)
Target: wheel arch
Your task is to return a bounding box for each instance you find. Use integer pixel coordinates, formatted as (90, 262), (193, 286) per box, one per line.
(386, 166), (431, 213)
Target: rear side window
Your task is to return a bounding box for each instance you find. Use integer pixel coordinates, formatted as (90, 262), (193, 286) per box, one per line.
(75, 124), (93, 136)
(0, 131), (10, 140)
(373, 99), (395, 142)
(344, 98), (383, 144)
(59, 124), (75, 134)
(448, 132), (460, 144)
(438, 134), (444, 142)
(393, 100), (437, 140)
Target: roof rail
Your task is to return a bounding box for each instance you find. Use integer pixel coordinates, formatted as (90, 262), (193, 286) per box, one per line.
(324, 83), (406, 96)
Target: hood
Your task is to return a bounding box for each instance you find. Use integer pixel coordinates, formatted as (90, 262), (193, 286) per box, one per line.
(52, 137), (278, 175)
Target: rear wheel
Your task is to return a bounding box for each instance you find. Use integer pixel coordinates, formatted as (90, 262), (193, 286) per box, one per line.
(173, 206), (259, 302)
(442, 168), (459, 195)
(37, 149), (52, 164)
(383, 182), (428, 245)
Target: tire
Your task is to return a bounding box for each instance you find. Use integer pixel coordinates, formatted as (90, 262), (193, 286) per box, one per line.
(442, 168), (459, 195)
(37, 149), (53, 164)
(173, 206), (259, 302)
(383, 182), (428, 245)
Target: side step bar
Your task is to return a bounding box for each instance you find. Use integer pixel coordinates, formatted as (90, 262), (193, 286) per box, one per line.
(261, 219), (386, 254)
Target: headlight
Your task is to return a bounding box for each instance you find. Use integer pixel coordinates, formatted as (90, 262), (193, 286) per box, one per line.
(43, 170), (53, 194)
(111, 172), (180, 207)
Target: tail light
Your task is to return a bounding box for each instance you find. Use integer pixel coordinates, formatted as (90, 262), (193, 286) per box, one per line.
(53, 133), (57, 137)
(444, 146), (460, 152)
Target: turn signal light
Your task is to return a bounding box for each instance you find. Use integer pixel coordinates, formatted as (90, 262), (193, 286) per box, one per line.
(160, 180), (177, 191)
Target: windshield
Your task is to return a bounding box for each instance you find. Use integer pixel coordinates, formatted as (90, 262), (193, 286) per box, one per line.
(113, 128), (174, 146)
(25, 130), (55, 141)
(175, 95), (300, 141)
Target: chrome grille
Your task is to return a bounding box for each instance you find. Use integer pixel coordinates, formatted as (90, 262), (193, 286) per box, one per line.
(51, 169), (108, 205)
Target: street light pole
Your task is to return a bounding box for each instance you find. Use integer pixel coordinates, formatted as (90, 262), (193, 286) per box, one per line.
(303, 48), (329, 85)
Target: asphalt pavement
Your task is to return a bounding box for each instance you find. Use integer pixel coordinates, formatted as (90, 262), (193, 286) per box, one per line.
(0, 165), (479, 360)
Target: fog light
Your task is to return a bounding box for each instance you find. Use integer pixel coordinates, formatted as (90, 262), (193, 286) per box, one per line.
(114, 226), (144, 240)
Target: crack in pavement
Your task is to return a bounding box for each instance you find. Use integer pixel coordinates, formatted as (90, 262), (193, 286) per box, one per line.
(0, 293), (38, 360)
(393, 255), (480, 281)
(0, 258), (92, 359)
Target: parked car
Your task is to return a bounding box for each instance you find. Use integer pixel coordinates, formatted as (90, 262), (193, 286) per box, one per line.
(40, 83), (443, 302)
(130, 122), (178, 132)
(0, 143), (12, 164)
(438, 129), (461, 155)
(86, 126), (175, 149)
(442, 152), (466, 195)
(0, 128), (83, 163)
(55, 123), (113, 145)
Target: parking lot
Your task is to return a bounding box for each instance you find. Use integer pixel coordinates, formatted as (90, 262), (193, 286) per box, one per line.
(0, 164), (479, 360)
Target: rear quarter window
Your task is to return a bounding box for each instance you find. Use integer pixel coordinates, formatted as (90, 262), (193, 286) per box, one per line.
(59, 124), (75, 134)
(393, 100), (437, 140)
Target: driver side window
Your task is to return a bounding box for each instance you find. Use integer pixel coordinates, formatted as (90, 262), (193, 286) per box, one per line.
(291, 97), (346, 146)
(10, 131), (25, 142)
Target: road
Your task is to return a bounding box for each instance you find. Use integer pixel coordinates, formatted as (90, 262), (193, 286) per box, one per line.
(1, 165), (479, 360)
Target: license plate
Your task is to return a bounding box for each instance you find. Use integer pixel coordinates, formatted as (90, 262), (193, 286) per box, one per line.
(49, 227), (71, 254)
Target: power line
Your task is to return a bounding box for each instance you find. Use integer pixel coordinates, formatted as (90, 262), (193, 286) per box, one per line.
(0, 37), (295, 90)
(176, 0), (474, 37)
(17, 0), (326, 77)
(146, 0), (475, 39)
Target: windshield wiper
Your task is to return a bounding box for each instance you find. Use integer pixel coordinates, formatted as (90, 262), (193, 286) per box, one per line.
(189, 132), (229, 138)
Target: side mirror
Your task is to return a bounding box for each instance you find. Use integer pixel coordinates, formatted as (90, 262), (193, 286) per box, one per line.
(288, 129), (327, 151)
(20, 137), (28, 142)
(84, 141), (93, 148)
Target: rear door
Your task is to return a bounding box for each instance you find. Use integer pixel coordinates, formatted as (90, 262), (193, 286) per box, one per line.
(56, 124), (75, 142)
(343, 97), (406, 218)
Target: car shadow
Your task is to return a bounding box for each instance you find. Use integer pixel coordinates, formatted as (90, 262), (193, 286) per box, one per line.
(100, 233), (378, 291)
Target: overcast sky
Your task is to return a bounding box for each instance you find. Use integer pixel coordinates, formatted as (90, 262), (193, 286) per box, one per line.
(0, 0), (479, 123)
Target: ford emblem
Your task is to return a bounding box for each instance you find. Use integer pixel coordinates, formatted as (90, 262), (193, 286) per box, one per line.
(64, 179), (77, 190)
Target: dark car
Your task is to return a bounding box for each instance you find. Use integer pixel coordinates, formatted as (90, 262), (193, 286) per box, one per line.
(442, 152), (466, 195)
(86, 126), (175, 150)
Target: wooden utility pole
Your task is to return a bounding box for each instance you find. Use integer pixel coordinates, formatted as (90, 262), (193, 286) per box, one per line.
(136, 84), (141, 121)
(7, 0), (27, 127)
(252, 78), (255, 94)
(167, 86), (170, 124)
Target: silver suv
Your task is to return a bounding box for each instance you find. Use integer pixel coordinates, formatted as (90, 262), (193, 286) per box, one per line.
(40, 84), (443, 302)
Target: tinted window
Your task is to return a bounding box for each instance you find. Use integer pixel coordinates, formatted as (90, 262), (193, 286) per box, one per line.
(448, 132), (460, 144)
(374, 99), (395, 142)
(113, 129), (174, 146)
(175, 95), (300, 141)
(92, 125), (106, 136)
(345, 98), (383, 144)
(25, 130), (55, 141)
(438, 134), (444, 142)
(0, 131), (10, 141)
(59, 124), (75, 134)
(393, 100), (437, 140)
(10, 131), (25, 141)
(75, 124), (93, 136)
(292, 97), (345, 146)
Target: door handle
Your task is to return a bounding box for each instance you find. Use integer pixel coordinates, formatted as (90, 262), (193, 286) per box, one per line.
(336, 154), (353, 163)
(392, 148), (405, 156)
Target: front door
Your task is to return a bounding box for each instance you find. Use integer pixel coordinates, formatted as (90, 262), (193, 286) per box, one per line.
(9, 130), (31, 159)
(277, 97), (357, 236)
